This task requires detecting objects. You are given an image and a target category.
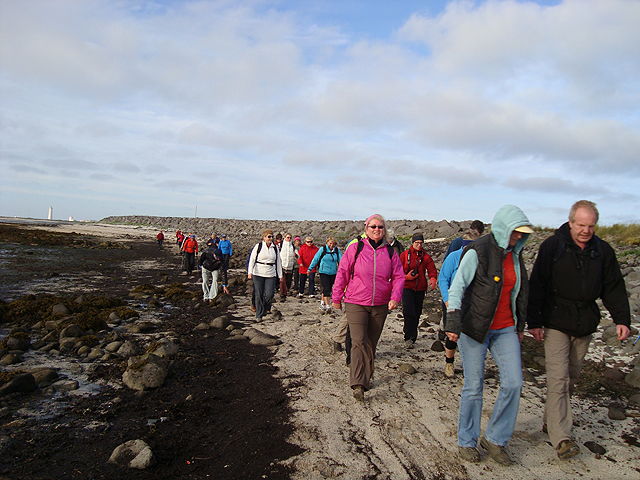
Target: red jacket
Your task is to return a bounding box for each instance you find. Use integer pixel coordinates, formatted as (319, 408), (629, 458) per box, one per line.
(182, 238), (198, 253)
(297, 243), (319, 274)
(400, 246), (436, 291)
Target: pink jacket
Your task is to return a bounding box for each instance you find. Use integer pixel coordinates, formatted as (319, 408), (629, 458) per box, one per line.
(332, 239), (405, 306)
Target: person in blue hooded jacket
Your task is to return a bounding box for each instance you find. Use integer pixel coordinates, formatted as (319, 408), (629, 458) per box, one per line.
(445, 205), (533, 466)
(308, 236), (342, 311)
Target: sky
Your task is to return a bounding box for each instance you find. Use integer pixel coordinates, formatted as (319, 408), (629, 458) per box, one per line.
(1, 0), (639, 227)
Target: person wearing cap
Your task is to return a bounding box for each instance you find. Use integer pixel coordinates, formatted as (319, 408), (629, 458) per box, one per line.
(332, 214), (404, 402)
(445, 205), (533, 465)
(399, 233), (437, 349)
(527, 200), (630, 459)
(218, 234), (233, 294)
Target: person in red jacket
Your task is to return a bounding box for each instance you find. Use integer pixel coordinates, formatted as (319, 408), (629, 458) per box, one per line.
(297, 237), (319, 297)
(400, 233), (437, 348)
(157, 231), (164, 249)
(181, 234), (199, 274)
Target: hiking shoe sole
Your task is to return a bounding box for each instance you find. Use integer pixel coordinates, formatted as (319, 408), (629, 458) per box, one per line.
(556, 439), (580, 459)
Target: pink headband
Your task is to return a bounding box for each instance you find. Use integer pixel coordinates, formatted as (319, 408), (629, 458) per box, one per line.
(364, 214), (385, 228)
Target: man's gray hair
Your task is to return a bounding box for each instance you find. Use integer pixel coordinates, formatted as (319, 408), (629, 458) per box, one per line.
(569, 200), (599, 224)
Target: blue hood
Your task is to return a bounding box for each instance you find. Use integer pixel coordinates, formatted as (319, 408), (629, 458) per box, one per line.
(491, 205), (532, 253)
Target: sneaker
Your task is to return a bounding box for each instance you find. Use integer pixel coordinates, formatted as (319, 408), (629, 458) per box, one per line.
(353, 385), (365, 402)
(445, 362), (455, 378)
(556, 439), (580, 459)
(404, 339), (415, 349)
(308, 294), (315, 298)
(458, 446), (481, 463)
(480, 437), (512, 465)
(297, 293), (304, 298)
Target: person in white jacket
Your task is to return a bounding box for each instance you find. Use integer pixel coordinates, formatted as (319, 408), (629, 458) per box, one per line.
(279, 233), (297, 297)
(248, 229), (283, 320)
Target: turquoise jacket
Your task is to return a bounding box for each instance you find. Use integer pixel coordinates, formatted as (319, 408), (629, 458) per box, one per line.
(447, 205), (531, 341)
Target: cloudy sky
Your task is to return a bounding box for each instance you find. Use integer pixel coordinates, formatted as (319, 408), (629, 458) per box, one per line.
(1, 0), (639, 226)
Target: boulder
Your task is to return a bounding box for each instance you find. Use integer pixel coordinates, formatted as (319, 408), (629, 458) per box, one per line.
(108, 439), (156, 469)
(122, 353), (169, 391)
(0, 373), (37, 397)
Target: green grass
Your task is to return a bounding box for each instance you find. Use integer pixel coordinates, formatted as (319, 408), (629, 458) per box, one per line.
(596, 223), (640, 246)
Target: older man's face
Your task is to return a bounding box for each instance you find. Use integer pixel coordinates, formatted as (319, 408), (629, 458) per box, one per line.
(569, 207), (597, 248)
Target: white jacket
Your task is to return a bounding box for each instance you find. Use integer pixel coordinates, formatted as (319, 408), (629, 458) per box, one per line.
(248, 241), (283, 278)
(280, 240), (296, 271)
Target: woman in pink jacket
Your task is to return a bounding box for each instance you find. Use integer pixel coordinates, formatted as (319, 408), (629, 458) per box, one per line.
(332, 214), (405, 401)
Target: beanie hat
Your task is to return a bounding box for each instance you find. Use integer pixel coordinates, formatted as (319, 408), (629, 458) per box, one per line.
(411, 233), (424, 243)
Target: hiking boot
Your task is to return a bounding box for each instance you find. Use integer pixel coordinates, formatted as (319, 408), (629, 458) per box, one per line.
(556, 439), (580, 459)
(480, 437), (512, 465)
(445, 363), (455, 378)
(458, 446), (481, 463)
(353, 385), (365, 401)
(405, 339), (414, 349)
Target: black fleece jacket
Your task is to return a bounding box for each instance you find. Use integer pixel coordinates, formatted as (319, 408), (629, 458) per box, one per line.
(527, 222), (630, 337)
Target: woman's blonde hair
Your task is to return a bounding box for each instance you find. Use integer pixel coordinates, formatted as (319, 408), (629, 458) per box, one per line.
(262, 229), (273, 238)
(326, 236), (336, 245)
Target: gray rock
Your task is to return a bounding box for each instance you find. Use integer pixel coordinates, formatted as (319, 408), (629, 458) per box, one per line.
(0, 373), (37, 397)
(0, 353), (22, 365)
(117, 340), (140, 357)
(6, 335), (30, 351)
(250, 334), (282, 346)
(109, 439), (156, 469)
(28, 368), (58, 387)
(58, 338), (77, 352)
(628, 394), (640, 406)
(398, 363), (417, 374)
(151, 340), (178, 358)
(88, 348), (105, 360)
(608, 405), (626, 420)
(430, 340), (445, 352)
(108, 311), (121, 322)
(105, 341), (124, 353)
(60, 324), (85, 338)
(51, 379), (80, 392)
(211, 316), (231, 329)
(52, 303), (70, 315)
(194, 322), (210, 330)
(125, 322), (156, 334)
(122, 354), (169, 391)
(625, 365), (640, 388)
(584, 441), (606, 455)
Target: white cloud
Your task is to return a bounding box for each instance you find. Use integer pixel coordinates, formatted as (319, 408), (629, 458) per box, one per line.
(1, 0), (639, 225)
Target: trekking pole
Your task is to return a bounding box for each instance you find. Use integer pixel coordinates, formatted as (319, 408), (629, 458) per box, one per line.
(633, 333), (640, 346)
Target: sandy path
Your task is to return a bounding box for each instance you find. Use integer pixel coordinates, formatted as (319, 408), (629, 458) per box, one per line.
(229, 287), (640, 480)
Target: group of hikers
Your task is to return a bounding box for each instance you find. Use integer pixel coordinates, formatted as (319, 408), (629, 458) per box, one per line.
(164, 199), (631, 465)
(244, 200), (632, 465)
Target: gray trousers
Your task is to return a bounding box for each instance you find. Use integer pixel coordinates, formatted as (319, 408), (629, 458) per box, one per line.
(543, 328), (591, 449)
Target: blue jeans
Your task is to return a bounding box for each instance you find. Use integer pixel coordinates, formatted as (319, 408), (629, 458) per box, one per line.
(253, 275), (277, 319)
(457, 326), (523, 447)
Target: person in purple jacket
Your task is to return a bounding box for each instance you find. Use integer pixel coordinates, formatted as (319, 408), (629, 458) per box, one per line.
(332, 214), (405, 402)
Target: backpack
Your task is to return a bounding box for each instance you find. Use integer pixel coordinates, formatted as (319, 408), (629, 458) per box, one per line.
(318, 245), (340, 264)
(200, 250), (222, 271)
(248, 241), (280, 270)
(350, 238), (394, 278)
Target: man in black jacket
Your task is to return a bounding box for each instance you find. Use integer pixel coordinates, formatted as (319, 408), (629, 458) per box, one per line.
(528, 200), (630, 459)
